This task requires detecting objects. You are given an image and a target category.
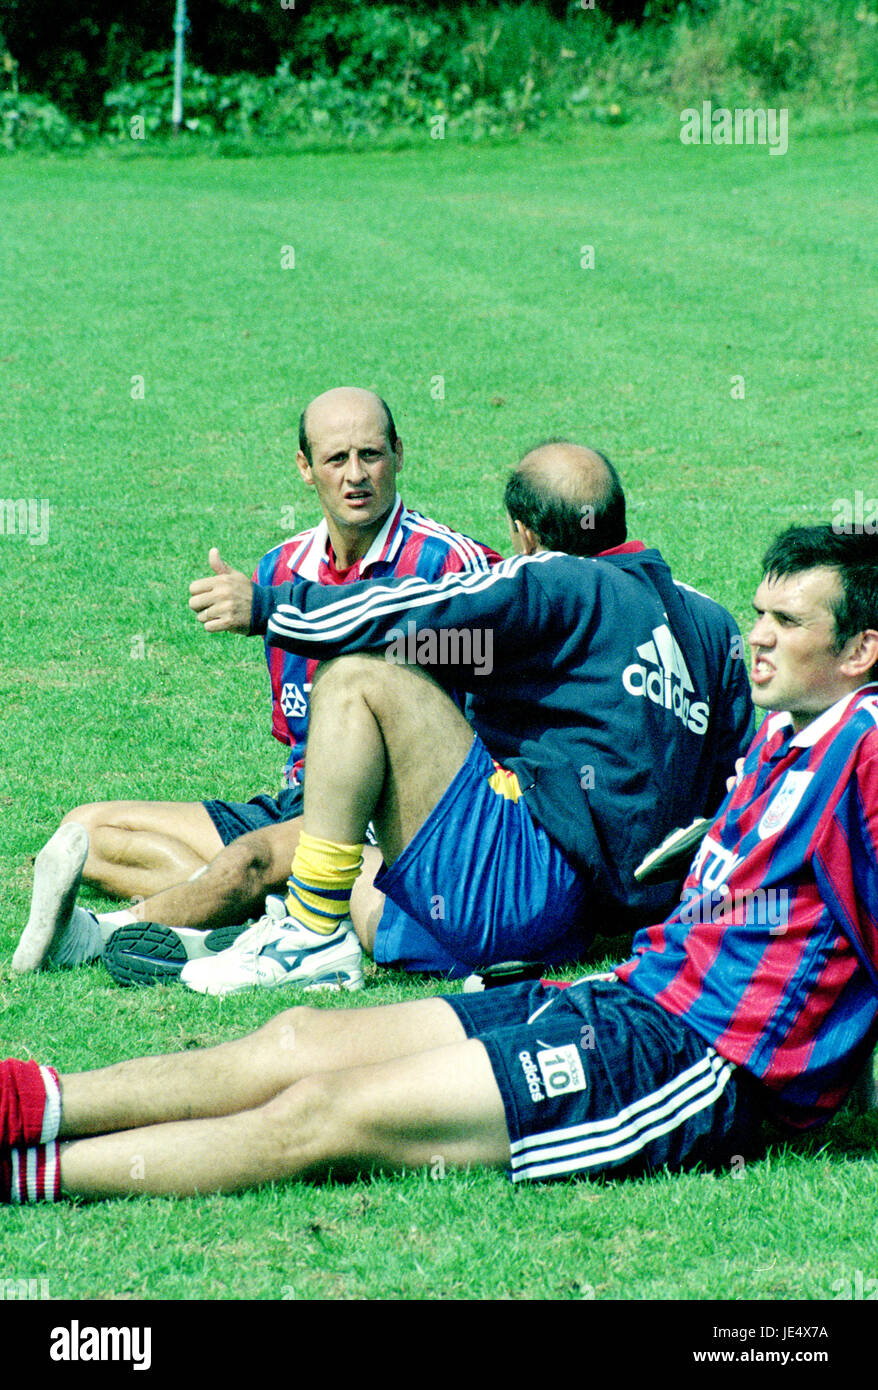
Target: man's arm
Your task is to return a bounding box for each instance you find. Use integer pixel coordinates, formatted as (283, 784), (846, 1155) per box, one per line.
(190, 546), (577, 684)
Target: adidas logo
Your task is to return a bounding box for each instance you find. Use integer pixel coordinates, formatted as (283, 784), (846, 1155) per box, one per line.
(622, 622), (709, 736)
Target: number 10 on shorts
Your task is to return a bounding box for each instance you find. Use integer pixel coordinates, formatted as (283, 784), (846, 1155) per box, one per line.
(536, 1044), (587, 1097)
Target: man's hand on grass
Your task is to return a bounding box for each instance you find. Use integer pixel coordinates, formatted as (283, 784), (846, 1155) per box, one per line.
(189, 548), (253, 633)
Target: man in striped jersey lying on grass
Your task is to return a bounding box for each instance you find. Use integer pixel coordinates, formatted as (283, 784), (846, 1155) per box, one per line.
(5, 523), (875, 1201)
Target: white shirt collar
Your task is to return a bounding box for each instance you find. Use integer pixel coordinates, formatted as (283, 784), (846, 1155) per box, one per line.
(786, 685), (878, 747)
(288, 495), (404, 582)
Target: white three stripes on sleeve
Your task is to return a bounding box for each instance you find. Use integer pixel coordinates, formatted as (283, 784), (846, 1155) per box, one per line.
(267, 551), (554, 646)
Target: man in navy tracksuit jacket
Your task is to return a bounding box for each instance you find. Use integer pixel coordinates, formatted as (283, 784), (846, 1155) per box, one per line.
(189, 443), (753, 979)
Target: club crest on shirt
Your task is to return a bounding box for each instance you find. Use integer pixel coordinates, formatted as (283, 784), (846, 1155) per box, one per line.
(280, 683), (308, 719)
(757, 770), (814, 840)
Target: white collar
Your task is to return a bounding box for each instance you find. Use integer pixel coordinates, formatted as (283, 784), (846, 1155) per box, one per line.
(292, 495), (404, 582)
(785, 684), (878, 748)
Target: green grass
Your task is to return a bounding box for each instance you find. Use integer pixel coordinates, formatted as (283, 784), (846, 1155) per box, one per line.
(1, 124), (877, 1302)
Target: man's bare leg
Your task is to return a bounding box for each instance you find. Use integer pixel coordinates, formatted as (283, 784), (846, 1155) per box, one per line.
(58, 996), (466, 1135)
(60, 1037), (508, 1199)
(127, 820), (301, 929)
(61, 801), (223, 900)
(303, 655), (476, 861)
(126, 823), (385, 950)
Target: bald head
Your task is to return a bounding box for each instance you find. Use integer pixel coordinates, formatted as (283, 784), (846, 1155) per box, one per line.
(504, 440), (626, 557)
(517, 442), (615, 505)
(299, 387), (398, 465)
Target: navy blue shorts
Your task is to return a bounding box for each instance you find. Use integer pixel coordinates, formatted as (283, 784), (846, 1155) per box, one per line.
(445, 977), (758, 1182)
(374, 736), (589, 975)
(203, 786), (305, 844)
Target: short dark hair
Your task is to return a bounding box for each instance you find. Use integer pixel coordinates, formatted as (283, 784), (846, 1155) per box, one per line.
(298, 396), (399, 465)
(761, 524), (878, 655)
(503, 445), (627, 557)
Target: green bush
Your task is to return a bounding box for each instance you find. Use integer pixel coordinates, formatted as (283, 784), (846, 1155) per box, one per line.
(0, 90), (85, 150)
(101, 7), (582, 144)
(664, 0), (878, 108)
(13, 0), (878, 151)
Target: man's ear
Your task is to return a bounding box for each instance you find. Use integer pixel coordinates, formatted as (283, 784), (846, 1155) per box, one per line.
(841, 628), (878, 680)
(394, 438), (404, 476)
(296, 450), (314, 487)
(516, 521), (541, 555)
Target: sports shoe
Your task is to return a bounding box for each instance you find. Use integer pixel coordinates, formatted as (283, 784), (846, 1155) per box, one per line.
(180, 896), (364, 997)
(12, 824), (96, 973)
(102, 921), (245, 988)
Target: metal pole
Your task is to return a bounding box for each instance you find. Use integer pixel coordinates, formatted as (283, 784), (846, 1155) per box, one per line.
(172, 0), (187, 132)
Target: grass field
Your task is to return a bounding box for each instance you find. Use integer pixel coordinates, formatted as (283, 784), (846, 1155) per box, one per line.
(1, 122), (877, 1306)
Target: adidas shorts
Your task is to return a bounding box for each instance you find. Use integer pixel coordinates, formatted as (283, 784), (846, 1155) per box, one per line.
(444, 976), (758, 1183)
(374, 735), (589, 974)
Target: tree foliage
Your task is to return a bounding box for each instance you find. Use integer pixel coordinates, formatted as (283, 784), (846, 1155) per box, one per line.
(0, 0), (718, 122)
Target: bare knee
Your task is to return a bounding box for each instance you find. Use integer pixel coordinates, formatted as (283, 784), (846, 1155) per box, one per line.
(62, 803), (105, 837)
(311, 652), (428, 715)
(256, 1005), (323, 1058)
(255, 1071), (347, 1177)
(61, 803), (127, 870)
(217, 827), (296, 898)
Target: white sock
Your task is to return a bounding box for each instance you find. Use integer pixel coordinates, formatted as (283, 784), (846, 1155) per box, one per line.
(48, 906), (104, 966)
(98, 908), (138, 926)
(96, 908), (139, 938)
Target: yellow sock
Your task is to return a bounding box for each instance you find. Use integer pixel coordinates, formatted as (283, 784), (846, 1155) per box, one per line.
(285, 831), (364, 935)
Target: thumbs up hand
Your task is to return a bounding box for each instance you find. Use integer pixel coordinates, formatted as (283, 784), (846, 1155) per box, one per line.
(209, 546), (232, 575)
(189, 548), (254, 632)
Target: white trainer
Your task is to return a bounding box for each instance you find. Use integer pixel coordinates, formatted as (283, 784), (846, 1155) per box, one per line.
(180, 895), (364, 996)
(12, 823), (99, 973)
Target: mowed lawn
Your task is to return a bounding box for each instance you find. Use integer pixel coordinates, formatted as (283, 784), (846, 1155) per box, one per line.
(1, 125), (877, 1303)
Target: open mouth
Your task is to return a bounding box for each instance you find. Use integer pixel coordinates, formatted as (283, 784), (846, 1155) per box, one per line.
(751, 658), (774, 685)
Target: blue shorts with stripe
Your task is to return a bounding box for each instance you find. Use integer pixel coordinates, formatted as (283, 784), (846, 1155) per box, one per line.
(374, 735), (589, 976)
(444, 977), (759, 1182)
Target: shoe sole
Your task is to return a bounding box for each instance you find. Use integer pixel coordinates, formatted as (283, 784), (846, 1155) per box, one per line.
(103, 922), (245, 988)
(12, 824), (90, 974)
(184, 966), (365, 997)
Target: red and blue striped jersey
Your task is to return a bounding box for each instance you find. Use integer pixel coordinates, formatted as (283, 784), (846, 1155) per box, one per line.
(617, 684), (878, 1129)
(253, 496), (500, 785)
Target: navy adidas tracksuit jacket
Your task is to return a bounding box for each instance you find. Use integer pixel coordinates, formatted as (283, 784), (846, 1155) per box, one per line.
(249, 544), (754, 930)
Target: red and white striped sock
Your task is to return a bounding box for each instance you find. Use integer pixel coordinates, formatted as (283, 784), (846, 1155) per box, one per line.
(1, 1142), (61, 1204)
(0, 1060), (62, 1147)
